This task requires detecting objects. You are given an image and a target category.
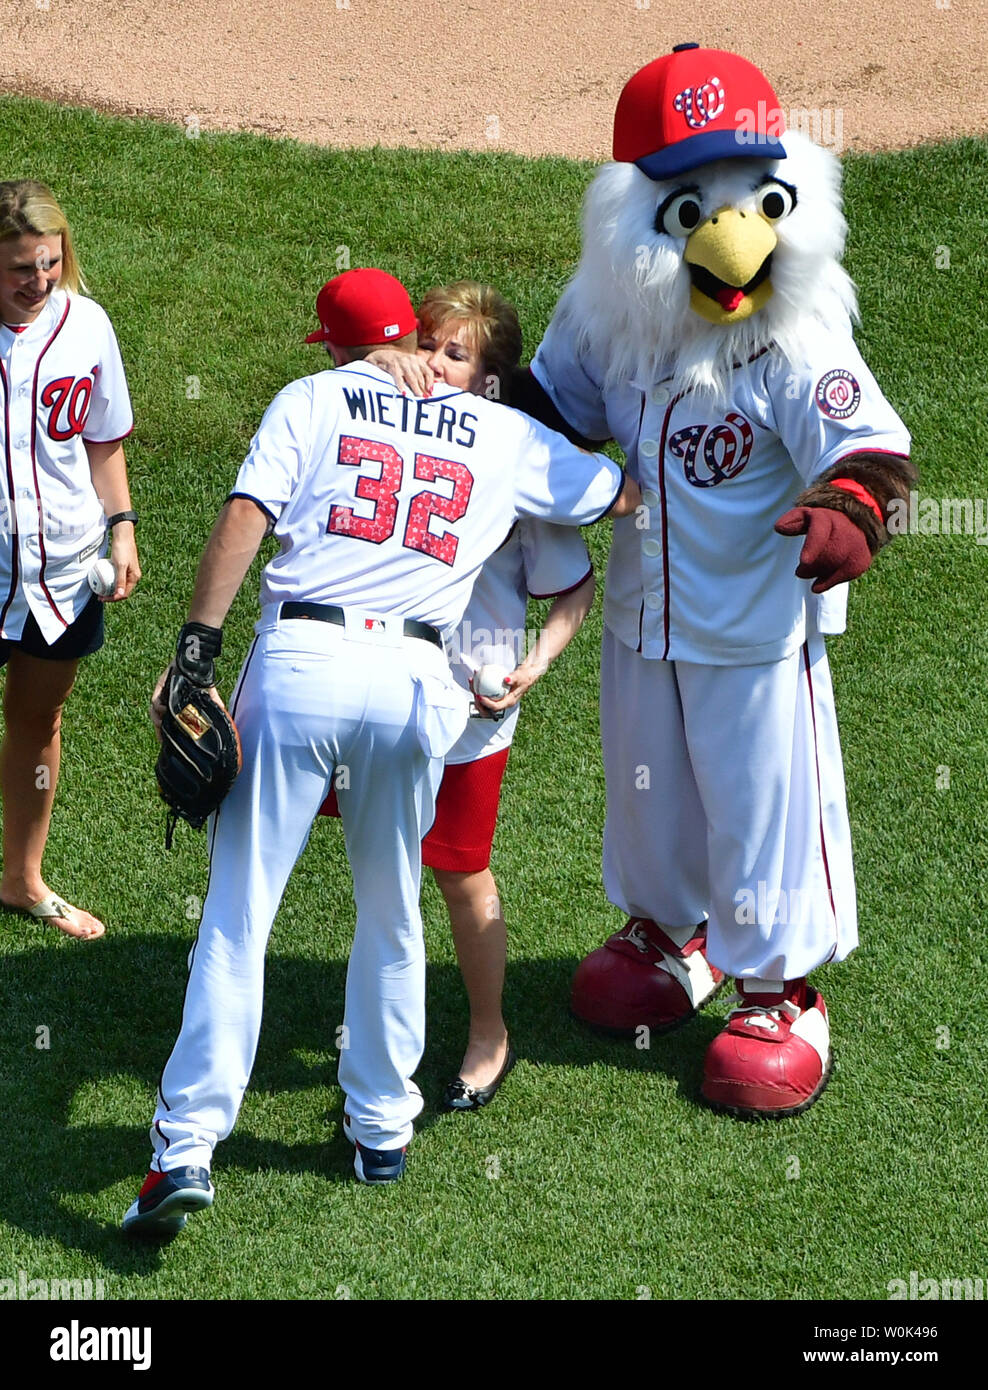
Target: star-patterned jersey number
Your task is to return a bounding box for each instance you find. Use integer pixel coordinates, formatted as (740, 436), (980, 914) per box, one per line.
(328, 435), (403, 542)
(402, 453), (473, 565)
(327, 436), (474, 565)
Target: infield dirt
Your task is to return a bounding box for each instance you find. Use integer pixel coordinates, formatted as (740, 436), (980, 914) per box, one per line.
(1, 1), (985, 159)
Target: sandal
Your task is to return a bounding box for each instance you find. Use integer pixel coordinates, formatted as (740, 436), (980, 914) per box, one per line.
(2, 893), (106, 940)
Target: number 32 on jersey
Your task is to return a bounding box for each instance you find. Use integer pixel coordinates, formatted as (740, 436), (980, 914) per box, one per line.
(328, 434), (474, 566)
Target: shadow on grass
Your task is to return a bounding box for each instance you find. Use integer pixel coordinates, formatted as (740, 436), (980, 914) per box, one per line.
(0, 928), (720, 1271)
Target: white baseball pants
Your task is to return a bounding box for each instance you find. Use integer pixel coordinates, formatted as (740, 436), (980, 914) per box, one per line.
(600, 627), (857, 980)
(148, 607), (468, 1170)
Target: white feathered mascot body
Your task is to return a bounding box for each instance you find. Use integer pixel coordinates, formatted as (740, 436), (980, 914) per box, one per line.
(529, 46), (915, 1117)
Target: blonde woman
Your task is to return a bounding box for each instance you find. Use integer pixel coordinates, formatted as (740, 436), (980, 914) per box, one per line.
(324, 282), (595, 1108)
(0, 180), (140, 939)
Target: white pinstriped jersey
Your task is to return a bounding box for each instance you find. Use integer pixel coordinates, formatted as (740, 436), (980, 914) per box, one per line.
(0, 289), (133, 642)
(233, 361), (621, 639)
(446, 519), (593, 765)
(532, 322), (910, 664)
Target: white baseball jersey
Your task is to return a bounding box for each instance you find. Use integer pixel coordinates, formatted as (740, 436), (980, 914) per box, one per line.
(145, 359), (624, 1170)
(446, 519), (593, 765)
(232, 361), (621, 639)
(0, 288), (133, 642)
(532, 321), (911, 665)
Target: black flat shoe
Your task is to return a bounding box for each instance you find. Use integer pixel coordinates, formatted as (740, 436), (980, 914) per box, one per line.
(441, 1044), (517, 1112)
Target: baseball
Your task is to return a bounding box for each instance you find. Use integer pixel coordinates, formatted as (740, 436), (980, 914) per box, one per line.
(473, 663), (511, 700)
(87, 558), (117, 597)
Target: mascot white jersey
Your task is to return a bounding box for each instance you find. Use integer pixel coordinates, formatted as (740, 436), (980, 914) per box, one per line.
(528, 44), (914, 1117)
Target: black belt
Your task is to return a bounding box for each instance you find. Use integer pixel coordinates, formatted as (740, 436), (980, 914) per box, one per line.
(280, 602), (442, 649)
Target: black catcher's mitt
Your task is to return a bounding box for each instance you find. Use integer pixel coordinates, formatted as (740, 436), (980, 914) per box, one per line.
(156, 668), (242, 847)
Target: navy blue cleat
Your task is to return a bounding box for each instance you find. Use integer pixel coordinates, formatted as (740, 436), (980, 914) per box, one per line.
(343, 1115), (407, 1184)
(122, 1166), (214, 1238)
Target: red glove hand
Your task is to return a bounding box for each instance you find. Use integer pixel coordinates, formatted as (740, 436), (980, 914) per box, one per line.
(774, 506), (873, 593)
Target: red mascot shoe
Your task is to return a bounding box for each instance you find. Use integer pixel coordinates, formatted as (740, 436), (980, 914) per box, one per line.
(571, 918), (724, 1035)
(701, 979), (832, 1118)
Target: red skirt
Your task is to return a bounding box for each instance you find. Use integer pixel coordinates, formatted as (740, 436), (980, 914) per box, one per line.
(318, 747), (510, 872)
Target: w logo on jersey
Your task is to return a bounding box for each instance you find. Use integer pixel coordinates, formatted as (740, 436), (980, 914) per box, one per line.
(669, 412), (754, 488)
(41, 375), (95, 441)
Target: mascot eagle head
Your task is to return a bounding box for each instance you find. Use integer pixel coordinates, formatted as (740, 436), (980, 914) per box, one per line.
(555, 45), (857, 400)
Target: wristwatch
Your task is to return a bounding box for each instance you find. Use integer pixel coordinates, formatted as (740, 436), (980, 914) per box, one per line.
(106, 510), (139, 529)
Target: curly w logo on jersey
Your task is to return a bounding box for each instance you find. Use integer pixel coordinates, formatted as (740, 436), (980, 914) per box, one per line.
(41, 373), (96, 439)
(669, 412), (754, 487)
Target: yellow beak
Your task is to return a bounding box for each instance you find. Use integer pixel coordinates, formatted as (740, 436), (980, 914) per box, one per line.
(684, 207), (777, 324)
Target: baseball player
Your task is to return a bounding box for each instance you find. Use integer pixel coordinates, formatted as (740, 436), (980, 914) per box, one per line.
(324, 280), (597, 1109)
(0, 179), (140, 941)
(519, 48), (914, 1116)
(122, 268), (639, 1235)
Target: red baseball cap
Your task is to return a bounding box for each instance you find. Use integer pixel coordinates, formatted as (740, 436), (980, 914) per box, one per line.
(613, 44), (787, 180)
(305, 268), (417, 346)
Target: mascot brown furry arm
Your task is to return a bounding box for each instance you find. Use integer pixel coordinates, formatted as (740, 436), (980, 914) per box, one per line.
(535, 44), (915, 1120)
(784, 452), (918, 551)
(776, 452), (919, 590)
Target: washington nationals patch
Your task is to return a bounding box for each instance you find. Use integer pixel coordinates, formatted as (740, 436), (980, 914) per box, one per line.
(815, 368), (861, 420)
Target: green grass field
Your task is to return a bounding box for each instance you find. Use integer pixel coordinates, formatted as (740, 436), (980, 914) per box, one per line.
(0, 96), (986, 1302)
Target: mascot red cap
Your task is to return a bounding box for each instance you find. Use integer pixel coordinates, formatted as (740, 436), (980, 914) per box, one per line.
(613, 42), (787, 178)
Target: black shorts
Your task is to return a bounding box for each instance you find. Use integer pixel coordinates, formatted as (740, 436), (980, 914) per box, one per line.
(0, 594), (105, 667)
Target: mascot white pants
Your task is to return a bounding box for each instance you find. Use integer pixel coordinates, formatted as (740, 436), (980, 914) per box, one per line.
(574, 628), (855, 1115)
(599, 628), (857, 978)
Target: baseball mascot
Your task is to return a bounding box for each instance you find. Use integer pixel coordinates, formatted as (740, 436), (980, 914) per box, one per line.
(522, 45), (914, 1117)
